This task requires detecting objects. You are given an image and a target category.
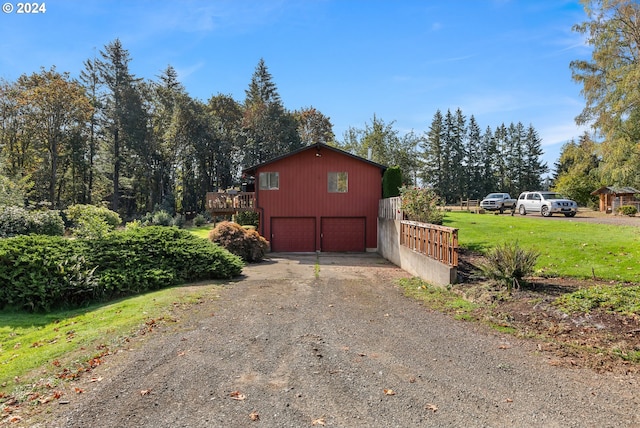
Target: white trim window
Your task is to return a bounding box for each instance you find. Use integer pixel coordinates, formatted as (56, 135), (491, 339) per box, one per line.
(328, 171), (348, 193)
(259, 172), (279, 190)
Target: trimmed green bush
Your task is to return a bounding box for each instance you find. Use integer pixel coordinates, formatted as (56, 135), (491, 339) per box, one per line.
(0, 206), (64, 237)
(152, 210), (173, 226)
(235, 211), (260, 228)
(0, 206), (30, 237)
(172, 213), (186, 228)
(0, 235), (96, 311)
(0, 226), (243, 312)
(65, 204), (122, 238)
(87, 227), (243, 297)
(193, 214), (207, 227)
(480, 242), (539, 292)
(618, 205), (638, 216)
(27, 210), (65, 236)
(209, 221), (268, 262)
(383, 166), (402, 198)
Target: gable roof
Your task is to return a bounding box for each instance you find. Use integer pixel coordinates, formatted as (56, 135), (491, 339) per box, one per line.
(591, 186), (640, 196)
(242, 143), (388, 176)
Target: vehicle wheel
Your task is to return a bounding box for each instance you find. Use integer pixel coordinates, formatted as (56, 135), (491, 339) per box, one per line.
(518, 205), (526, 215)
(564, 212), (576, 217)
(541, 205), (552, 217)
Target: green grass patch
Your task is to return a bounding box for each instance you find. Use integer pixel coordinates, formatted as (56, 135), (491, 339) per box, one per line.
(554, 284), (640, 316)
(0, 283), (222, 397)
(443, 211), (640, 282)
(187, 224), (215, 240)
(397, 277), (478, 320)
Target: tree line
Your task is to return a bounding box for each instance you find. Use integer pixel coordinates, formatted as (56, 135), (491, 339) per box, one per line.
(10, 0), (634, 220)
(0, 39), (334, 217)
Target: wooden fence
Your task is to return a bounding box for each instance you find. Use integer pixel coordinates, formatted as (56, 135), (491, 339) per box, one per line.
(378, 196), (403, 220)
(400, 220), (458, 267)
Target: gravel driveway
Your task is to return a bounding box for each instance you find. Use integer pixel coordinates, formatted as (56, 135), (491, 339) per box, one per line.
(35, 253), (639, 427)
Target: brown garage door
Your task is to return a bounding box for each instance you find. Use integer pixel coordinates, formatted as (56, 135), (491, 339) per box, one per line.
(321, 217), (366, 252)
(271, 217), (316, 252)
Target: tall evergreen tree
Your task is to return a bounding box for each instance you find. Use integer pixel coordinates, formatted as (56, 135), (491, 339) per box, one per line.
(465, 115), (483, 199)
(521, 124), (548, 191)
(479, 125), (499, 195)
(242, 58), (301, 166)
(450, 108), (467, 201)
(96, 38), (146, 213)
(420, 110), (445, 195)
(79, 57), (103, 205)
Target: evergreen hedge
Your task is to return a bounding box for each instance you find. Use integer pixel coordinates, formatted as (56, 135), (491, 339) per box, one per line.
(0, 226), (243, 312)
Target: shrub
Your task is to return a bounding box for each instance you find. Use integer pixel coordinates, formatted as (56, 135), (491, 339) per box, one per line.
(27, 210), (65, 236)
(235, 211), (260, 228)
(480, 242), (539, 292)
(209, 221), (268, 262)
(0, 206), (64, 237)
(152, 210), (173, 226)
(65, 204), (122, 238)
(618, 205), (638, 216)
(399, 186), (444, 225)
(0, 235), (97, 311)
(0, 206), (29, 237)
(193, 214), (207, 227)
(0, 226), (243, 311)
(172, 213), (186, 228)
(88, 226), (244, 297)
(382, 166), (402, 198)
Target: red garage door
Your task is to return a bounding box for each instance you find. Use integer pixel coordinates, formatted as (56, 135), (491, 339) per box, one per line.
(271, 217), (316, 252)
(321, 217), (366, 252)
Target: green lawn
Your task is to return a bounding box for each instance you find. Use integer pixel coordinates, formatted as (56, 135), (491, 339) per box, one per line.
(443, 211), (640, 282)
(0, 284), (222, 397)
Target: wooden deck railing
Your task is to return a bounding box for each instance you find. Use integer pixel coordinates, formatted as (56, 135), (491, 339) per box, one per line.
(400, 220), (458, 267)
(206, 192), (254, 214)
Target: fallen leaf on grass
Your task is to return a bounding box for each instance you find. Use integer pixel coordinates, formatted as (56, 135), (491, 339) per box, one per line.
(383, 389), (395, 396)
(425, 403), (438, 412)
(249, 411), (259, 421)
(312, 417), (326, 426)
(230, 391), (246, 401)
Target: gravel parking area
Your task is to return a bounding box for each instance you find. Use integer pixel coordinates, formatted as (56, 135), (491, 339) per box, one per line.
(28, 254), (640, 427)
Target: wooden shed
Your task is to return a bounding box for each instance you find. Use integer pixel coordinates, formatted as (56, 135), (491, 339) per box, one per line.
(242, 143), (386, 252)
(591, 186), (640, 213)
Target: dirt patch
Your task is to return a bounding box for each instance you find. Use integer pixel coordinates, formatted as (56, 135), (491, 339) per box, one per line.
(455, 248), (640, 374)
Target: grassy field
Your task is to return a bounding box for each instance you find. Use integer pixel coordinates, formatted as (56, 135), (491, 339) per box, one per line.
(443, 211), (640, 282)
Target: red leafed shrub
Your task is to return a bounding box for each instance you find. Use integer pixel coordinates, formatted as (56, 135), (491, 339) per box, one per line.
(209, 221), (269, 262)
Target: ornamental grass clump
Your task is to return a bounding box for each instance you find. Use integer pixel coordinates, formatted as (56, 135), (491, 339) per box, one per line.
(480, 242), (539, 292)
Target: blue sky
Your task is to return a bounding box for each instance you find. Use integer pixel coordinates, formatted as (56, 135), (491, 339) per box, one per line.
(0, 0), (591, 174)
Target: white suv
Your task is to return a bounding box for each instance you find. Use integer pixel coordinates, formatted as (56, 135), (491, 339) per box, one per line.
(516, 191), (578, 217)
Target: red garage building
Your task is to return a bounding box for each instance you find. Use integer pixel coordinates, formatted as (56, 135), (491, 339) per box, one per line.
(242, 143), (387, 252)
